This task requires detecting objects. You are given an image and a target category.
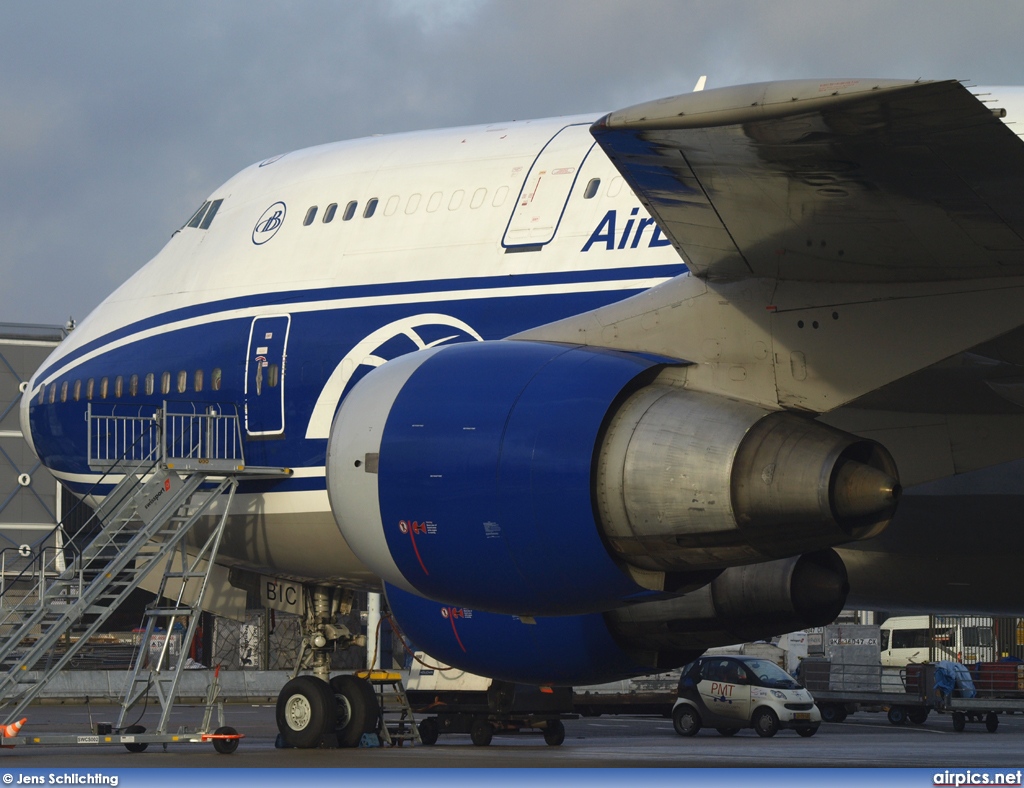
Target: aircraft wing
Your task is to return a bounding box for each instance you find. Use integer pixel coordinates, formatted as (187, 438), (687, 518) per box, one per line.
(591, 78), (1024, 282)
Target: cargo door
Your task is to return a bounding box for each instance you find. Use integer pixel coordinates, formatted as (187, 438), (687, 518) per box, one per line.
(502, 123), (595, 251)
(245, 315), (290, 436)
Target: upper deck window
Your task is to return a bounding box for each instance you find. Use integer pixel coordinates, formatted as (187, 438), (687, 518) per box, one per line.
(363, 198), (378, 219)
(303, 206), (318, 226)
(323, 203), (338, 223)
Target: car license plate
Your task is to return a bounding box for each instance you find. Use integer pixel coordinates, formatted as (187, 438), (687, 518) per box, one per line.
(793, 712), (810, 720)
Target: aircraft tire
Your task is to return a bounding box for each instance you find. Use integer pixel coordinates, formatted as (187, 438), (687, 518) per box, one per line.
(470, 719), (494, 746)
(276, 676), (338, 749)
(330, 674), (378, 748)
(418, 717), (439, 746)
(543, 719), (565, 746)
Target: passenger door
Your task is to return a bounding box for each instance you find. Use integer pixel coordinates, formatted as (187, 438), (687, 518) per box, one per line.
(244, 315), (290, 436)
(501, 123), (595, 251)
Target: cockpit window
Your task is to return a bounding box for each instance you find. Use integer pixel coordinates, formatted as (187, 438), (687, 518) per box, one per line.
(186, 202), (211, 229)
(199, 199), (223, 230)
(185, 198), (224, 230)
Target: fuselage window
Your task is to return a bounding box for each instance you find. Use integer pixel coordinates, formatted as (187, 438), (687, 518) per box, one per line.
(343, 201), (357, 221)
(114, 376), (123, 398)
(323, 203), (337, 223)
(73, 380), (81, 402)
(194, 369), (204, 392)
(161, 372), (171, 396)
(584, 178), (601, 199)
(405, 194), (421, 214)
(145, 373), (154, 396)
(48, 383), (56, 404)
(608, 176), (624, 198)
(303, 206), (318, 226)
(470, 188), (487, 209)
(384, 196), (399, 216)
(86, 379), (94, 401)
(129, 374), (138, 397)
(426, 192), (442, 213)
(211, 368), (222, 391)
(100, 377), (109, 400)
(267, 363), (280, 388)
(177, 370), (187, 394)
(37, 387), (44, 405)
(60, 381), (68, 403)
(449, 190), (464, 211)
(492, 185), (509, 207)
(363, 198), (378, 219)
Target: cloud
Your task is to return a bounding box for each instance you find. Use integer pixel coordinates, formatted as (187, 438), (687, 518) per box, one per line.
(1, 0), (1022, 323)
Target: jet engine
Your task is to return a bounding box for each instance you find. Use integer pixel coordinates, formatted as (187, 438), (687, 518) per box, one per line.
(327, 340), (898, 616)
(385, 550), (849, 685)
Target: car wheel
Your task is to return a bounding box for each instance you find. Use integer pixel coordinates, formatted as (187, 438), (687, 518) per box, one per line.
(887, 706), (908, 726)
(470, 719), (493, 746)
(543, 719), (565, 746)
(752, 707), (779, 738)
(908, 708), (929, 725)
(796, 725), (818, 738)
(672, 705), (701, 737)
(418, 717), (439, 746)
(716, 727), (740, 737)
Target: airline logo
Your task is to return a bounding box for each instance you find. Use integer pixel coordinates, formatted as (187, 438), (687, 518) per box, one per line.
(253, 201), (287, 245)
(581, 208), (673, 252)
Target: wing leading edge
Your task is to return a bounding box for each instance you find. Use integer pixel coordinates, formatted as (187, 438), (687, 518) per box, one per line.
(592, 78), (1024, 282)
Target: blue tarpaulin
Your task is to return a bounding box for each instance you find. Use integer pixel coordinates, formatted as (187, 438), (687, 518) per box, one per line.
(933, 660), (977, 699)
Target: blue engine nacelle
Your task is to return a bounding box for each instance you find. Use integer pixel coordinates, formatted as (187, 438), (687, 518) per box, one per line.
(327, 341), (667, 615)
(385, 549), (849, 685)
(327, 339), (899, 618)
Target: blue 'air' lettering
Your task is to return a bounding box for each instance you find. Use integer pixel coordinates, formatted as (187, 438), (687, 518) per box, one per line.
(581, 209), (672, 252)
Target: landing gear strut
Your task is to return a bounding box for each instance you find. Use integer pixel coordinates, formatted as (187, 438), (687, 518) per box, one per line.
(274, 585), (376, 748)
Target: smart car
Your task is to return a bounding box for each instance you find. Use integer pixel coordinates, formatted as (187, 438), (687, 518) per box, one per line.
(672, 655), (820, 738)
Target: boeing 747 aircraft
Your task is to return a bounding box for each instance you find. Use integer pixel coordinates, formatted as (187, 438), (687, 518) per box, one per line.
(18, 77), (1024, 747)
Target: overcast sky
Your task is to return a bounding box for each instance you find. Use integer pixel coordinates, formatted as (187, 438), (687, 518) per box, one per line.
(2, 0), (1022, 326)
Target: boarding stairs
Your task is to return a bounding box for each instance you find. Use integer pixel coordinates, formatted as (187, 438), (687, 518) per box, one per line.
(0, 402), (289, 727)
(359, 670), (422, 746)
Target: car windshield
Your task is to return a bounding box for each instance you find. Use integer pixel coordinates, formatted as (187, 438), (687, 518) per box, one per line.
(745, 659), (800, 689)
